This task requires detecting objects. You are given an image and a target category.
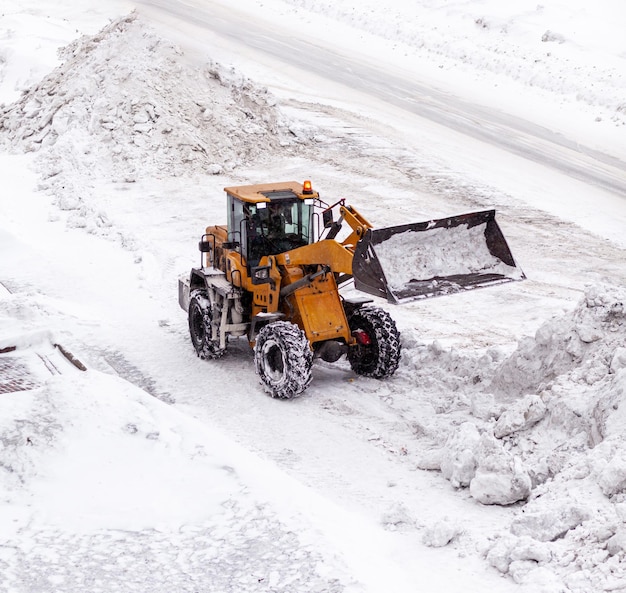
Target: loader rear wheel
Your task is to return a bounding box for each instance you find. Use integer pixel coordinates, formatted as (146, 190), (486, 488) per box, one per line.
(188, 290), (225, 359)
(347, 307), (401, 379)
(254, 321), (313, 399)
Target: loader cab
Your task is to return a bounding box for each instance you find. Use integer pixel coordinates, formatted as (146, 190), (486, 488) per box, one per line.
(225, 182), (317, 267)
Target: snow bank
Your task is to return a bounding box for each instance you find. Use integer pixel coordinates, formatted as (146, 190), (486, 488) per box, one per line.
(0, 364), (358, 591)
(0, 13), (303, 214)
(438, 420), (532, 506)
(429, 284), (626, 590)
(491, 284), (625, 404)
(0, 369), (248, 532)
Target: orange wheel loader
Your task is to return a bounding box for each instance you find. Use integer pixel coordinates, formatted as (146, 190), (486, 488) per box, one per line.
(179, 180), (524, 398)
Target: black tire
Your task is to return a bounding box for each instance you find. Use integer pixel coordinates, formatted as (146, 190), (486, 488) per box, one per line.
(254, 321), (313, 399)
(347, 307), (401, 379)
(188, 289), (225, 359)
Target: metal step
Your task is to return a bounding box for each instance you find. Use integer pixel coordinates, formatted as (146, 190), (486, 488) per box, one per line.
(203, 268), (239, 297)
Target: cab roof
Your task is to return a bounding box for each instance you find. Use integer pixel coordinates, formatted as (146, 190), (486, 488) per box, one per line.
(223, 181), (318, 204)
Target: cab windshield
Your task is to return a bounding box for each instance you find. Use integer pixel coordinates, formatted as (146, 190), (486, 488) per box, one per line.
(227, 193), (314, 266)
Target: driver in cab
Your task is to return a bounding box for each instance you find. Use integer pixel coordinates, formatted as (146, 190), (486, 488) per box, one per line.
(266, 201), (286, 239)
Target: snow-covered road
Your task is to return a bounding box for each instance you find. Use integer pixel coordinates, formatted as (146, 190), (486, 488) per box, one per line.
(141, 0), (626, 200)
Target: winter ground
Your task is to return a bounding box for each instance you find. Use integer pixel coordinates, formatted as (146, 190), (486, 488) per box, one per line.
(1, 1), (626, 592)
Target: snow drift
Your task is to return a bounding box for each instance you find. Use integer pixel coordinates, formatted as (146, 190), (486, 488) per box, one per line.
(0, 360), (356, 591)
(431, 284), (626, 590)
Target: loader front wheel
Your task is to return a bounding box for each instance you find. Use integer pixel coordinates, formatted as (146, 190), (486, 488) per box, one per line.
(188, 290), (225, 359)
(348, 307), (401, 379)
(254, 321), (313, 399)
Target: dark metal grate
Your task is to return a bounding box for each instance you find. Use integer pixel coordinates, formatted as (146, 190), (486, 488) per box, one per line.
(0, 356), (41, 394)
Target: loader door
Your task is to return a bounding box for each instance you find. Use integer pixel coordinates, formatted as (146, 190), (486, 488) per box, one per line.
(227, 193), (247, 249)
(227, 193), (262, 265)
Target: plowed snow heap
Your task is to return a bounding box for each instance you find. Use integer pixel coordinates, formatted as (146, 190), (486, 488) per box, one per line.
(437, 284), (626, 591)
(0, 13), (296, 182)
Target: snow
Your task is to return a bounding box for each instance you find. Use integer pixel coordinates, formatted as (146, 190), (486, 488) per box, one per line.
(0, 353), (386, 591)
(375, 222), (522, 291)
(1, 0), (626, 592)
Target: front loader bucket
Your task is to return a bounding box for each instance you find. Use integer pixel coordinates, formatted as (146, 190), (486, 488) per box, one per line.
(352, 210), (525, 304)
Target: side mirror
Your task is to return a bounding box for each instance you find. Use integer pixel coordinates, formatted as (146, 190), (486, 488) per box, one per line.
(198, 240), (212, 252)
(323, 209), (334, 228)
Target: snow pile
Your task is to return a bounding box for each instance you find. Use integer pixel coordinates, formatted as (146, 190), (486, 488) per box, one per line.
(0, 13), (299, 186)
(491, 284), (625, 405)
(429, 284), (626, 590)
(375, 222), (521, 291)
(437, 419), (533, 506)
